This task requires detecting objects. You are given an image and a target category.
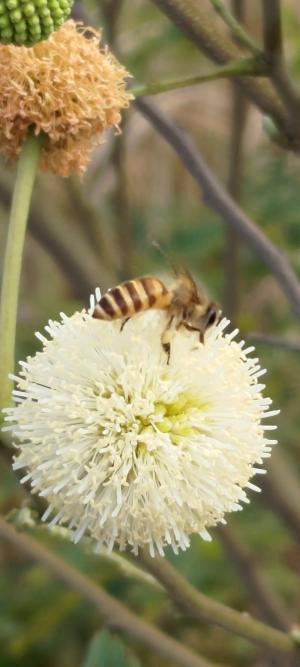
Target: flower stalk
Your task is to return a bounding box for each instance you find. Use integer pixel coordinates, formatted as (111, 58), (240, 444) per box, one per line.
(132, 58), (267, 98)
(0, 131), (42, 411)
(139, 550), (294, 654)
(0, 515), (212, 667)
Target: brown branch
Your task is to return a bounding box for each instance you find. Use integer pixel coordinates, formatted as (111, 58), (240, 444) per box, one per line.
(29, 217), (97, 300)
(101, 0), (124, 43)
(65, 176), (118, 275)
(134, 98), (300, 317)
(261, 0), (300, 118)
(223, 0), (247, 321)
(100, 0), (134, 281)
(149, 0), (300, 150)
(261, 0), (283, 61)
(261, 450), (300, 543)
(209, 0), (260, 56)
(0, 517), (216, 667)
(0, 180), (113, 300)
(217, 525), (290, 631)
(248, 333), (300, 352)
(138, 551), (294, 654)
(110, 128), (134, 280)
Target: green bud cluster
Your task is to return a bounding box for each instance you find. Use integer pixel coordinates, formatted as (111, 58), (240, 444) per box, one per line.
(0, 0), (73, 45)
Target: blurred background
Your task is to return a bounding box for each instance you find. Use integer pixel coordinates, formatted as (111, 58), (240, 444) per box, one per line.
(1, 1), (300, 665)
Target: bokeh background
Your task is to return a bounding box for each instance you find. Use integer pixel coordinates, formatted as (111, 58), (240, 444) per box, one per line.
(1, 1), (300, 665)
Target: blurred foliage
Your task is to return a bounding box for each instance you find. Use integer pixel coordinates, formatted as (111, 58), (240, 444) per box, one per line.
(1, 1), (300, 666)
(80, 631), (140, 667)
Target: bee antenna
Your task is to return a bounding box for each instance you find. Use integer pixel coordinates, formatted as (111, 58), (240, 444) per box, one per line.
(151, 241), (178, 276)
(152, 240), (166, 259)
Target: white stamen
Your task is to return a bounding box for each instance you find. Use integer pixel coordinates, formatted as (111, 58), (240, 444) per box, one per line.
(4, 305), (278, 556)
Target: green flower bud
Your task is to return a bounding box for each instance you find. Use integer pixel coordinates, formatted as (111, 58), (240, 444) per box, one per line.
(1, 25), (13, 37)
(14, 18), (26, 31)
(7, 0), (18, 9)
(10, 8), (22, 22)
(43, 17), (53, 27)
(0, 0), (73, 44)
(52, 7), (62, 18)
(14, 30), (27, 42)
(27, 13), (39, 24)
(29, 21), (40, 32)
(23, 3), (35, 16)
(0, 13), (10, 26)
(29, 26), (40, 36)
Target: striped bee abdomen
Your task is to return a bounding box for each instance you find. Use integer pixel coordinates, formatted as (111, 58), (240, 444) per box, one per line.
(92, 277), (171, 321)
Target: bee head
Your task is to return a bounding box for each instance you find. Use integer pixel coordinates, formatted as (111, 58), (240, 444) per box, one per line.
(191, 301), (221, 342)
(203, 302), (221, 330)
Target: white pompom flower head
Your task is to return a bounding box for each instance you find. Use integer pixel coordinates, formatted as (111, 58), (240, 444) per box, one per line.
(3, 292), (279, 557)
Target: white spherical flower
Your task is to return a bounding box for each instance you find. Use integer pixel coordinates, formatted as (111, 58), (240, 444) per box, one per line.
(4, 300), (278, 556)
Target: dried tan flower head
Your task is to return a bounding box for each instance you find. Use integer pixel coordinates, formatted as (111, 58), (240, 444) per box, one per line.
(0, 20), (132, 175)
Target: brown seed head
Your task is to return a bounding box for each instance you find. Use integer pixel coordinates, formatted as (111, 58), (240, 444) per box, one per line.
(0, 20), (133, 175)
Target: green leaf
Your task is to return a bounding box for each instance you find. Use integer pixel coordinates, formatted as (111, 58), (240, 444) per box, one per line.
(81, 631), (140, 667)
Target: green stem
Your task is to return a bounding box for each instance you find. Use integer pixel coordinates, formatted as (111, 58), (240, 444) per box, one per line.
(0, 131), (42, 411)
(138, 551), (294, 654)
(132, 58), (267, 98)
(208, 0), (262, 57)
(0, 516), (216, 667)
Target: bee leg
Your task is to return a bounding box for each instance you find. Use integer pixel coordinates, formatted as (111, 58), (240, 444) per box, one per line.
(181, 322), (205, 344)
(120, 317), (131, 332)
(161, 315), (174, 364)
(162, 341), (171, 364)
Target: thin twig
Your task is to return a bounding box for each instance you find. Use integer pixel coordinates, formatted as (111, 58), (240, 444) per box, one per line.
(208, 0), (261, 57)
(138, 551), (294, 654)
(223, 0), (247, 321)
(0, 517), (216, 667)
(65, 176), (118, 274)
(261, 0), (300, 119)
(149, 0), (300, 150)
(261, 0), (283, 61)
(134, 98), (300, 317)
(110, 127), (133, 280)
(217, 525), (290, 631)
(101, 0), (134, 281)
(248, 333), (300, 352)
(132, 58), (267, 97)
(0, 180), (113, 299)
(261, 450), (300, 543)
(101, 0), (124, 43)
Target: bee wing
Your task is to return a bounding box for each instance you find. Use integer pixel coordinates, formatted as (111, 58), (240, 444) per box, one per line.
(174, 266), (203, 302)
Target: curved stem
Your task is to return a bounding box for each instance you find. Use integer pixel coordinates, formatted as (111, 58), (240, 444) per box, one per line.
(149, 0), (300, 152)
(0, 516), (215, 667)
(209, 0), (261, 57)
(217, 525), (290, 631)
(0, 132), (42, 411)
(132, 58), (266, 98)
(135, 99), (300, 317)
(261, 0), (300, 117)
(138, 551), (294, 654)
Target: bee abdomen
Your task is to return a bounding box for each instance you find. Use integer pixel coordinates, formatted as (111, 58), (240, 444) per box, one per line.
(93, 277), (170, 320)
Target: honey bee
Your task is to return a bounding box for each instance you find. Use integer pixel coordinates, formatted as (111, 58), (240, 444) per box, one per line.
(92, 269), (220, 362)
